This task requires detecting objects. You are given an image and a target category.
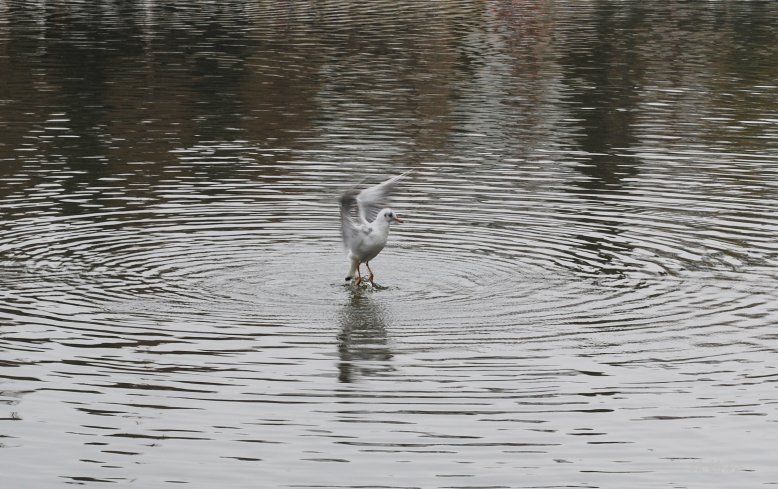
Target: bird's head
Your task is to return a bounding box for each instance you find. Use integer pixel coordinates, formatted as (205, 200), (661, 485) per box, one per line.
(380, 208), (403, 225)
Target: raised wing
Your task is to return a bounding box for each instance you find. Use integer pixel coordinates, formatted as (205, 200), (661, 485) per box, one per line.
(355, 172), (409, 223)
(339, 189), (364, 251)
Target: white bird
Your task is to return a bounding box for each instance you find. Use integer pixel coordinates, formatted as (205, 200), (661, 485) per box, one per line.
(339, 172), (409, 285)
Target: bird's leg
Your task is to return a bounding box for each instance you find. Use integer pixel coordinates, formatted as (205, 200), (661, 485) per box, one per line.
(366, 262), (375, 285)
(354, 263), (363, 285)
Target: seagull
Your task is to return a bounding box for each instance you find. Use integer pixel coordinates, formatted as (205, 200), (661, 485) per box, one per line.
(339, 172), (409, 286)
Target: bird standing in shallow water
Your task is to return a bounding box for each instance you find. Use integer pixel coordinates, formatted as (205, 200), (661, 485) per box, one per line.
(339, 172), (408, 286)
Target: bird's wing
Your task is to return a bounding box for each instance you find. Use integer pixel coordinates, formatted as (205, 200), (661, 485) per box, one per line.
(355, 171), (410, 223)
(339, 189), (364, 251)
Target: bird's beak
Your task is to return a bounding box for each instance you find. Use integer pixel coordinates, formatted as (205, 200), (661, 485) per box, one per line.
(393, 216), (403, 224)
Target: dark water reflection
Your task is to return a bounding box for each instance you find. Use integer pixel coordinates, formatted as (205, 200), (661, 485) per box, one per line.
(337, 290), (393, 383)
(2, 1), (778, 487)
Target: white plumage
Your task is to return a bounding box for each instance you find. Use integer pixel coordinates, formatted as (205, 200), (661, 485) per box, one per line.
(339, 172), (408, 285)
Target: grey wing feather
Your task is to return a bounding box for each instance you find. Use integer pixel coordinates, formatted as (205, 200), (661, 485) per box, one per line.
(339, 189), (362, 251)
(356, 171), (410, 223)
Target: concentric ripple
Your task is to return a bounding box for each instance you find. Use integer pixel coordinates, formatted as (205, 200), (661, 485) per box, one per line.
(0, 157), (775, 349)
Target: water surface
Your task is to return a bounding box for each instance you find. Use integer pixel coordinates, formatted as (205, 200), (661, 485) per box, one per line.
(1, 1), (778, 487)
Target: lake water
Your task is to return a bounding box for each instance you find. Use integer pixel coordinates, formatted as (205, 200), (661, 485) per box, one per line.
(1, 1), (778, 487)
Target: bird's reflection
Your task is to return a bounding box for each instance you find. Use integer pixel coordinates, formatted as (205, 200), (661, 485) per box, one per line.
(337, 288), (394, 383)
